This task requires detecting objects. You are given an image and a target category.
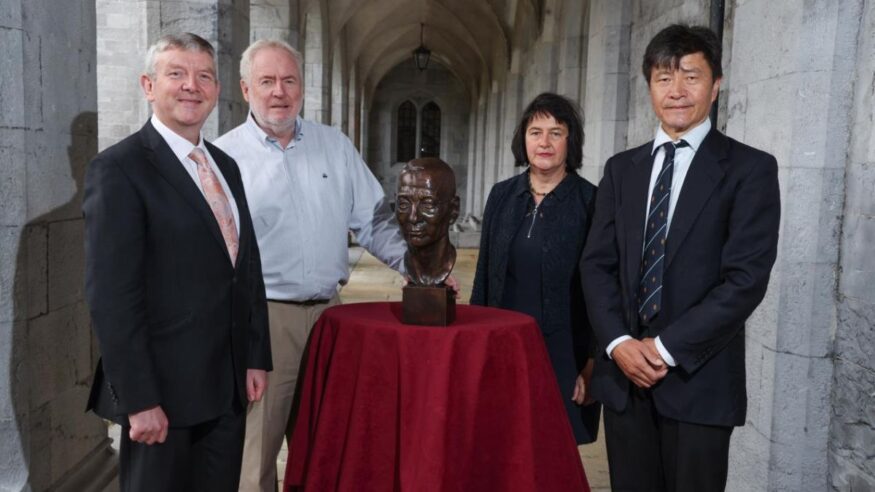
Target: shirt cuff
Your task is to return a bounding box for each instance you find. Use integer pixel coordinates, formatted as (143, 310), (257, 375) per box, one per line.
(606, 335), (633, 359)
(654, 336), (677, 367)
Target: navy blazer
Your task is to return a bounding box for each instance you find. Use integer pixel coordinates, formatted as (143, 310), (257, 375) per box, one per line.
(580, 128), (780, 427)
(84, 121), (272, 427)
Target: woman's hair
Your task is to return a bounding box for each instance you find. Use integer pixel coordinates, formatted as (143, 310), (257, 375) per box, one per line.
(510, 92), (583, 171)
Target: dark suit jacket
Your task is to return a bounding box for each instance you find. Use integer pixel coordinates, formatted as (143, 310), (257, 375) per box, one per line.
(471, 171), (600, 443)
(83, 121), (272, 427)
(580, 129), (780, 427)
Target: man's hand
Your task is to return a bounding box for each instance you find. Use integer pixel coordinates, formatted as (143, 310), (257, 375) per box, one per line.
(128, 405), (169, 445)
(444, 274), (461, 298)
(642, 337), (667, 368)
(611, 339), (668, 388)
(247, 369), (268, 402)
(572, 358), (595, 405)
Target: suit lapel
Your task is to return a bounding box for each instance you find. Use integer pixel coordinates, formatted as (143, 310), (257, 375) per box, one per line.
(622, 144), (655, 295)
(140, 121), (232, 265)
(664, 129), (728, 269)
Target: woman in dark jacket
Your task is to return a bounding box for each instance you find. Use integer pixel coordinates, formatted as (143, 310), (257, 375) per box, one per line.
(470, 92), (600, 444)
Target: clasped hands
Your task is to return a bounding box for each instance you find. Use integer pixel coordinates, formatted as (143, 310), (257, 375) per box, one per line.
(127, 369), (267, 445)
(612, 337), (668, 388)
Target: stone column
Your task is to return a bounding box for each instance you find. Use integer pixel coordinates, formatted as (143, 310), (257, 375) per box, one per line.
(830, 0), (875, 489)
(496, 74), (522, 184)
(1, 1), (116, 490)
(481, 85), (502, 202)
(471, 97), (488, 215)
(97, 0), (250, 145)
(580, 0), (631, 183)
(250, 0), (298, 44)
(303, 4), (330, 124)
(624, 0), (710, 145)
(556, 0), (588, 104)
(722, 1), (862, 490)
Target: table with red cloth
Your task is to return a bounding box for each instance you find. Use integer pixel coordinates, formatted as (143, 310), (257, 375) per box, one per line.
(284, 302), (589, 492)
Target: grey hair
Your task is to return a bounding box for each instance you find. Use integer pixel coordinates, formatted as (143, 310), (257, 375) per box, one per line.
(240, 39), (303, 83)
(144, 33), (217, 78)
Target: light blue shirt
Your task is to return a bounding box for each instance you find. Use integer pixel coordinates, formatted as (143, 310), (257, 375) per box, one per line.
(606, 118), (712, 366)
(150, 114), (240, 235)
(215, 113), (405, 301)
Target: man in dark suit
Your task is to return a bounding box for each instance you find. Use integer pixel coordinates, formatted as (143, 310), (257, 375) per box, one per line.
(581, 25), (780, 491)
(83, 33), (271, 491)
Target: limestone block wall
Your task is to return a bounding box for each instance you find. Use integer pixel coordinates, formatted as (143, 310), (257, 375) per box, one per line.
(722, 1), (861, 490)
(830, 0), (875, 489)
(250, 0), (299, 45)
(580, 0), (631, 184)
(367, 60), (470, 213)
(625, 0), (711, 146)
(1, 1), (115, 490)
(302, 3), (330, 124)
(96, 0), (251, 147)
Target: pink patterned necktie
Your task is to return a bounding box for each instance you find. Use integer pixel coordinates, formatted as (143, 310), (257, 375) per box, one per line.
(189, 148), (239, 264)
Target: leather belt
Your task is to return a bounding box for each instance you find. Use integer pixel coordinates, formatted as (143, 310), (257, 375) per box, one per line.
(268, 298), (331, 306)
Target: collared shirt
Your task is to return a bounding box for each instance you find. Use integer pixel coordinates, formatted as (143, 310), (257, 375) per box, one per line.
(150, 114), (240, 235)
(606, 118), (712, 366)
(214, 113), (405, 301)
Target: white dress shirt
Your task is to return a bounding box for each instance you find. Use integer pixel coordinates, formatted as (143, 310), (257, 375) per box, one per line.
(606, 118), (712, 366)
(214, 113), (405, 301)
(150, 114), (240, 235)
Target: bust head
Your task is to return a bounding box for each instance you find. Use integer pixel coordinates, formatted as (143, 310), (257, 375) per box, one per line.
(396, 158), (460, 249)
(396, 158), (460, 286)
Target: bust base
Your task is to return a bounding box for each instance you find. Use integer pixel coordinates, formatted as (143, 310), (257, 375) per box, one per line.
(402, 285), (456, 326)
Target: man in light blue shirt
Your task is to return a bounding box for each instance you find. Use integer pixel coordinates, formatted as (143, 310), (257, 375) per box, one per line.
(214, 39), (406, 492)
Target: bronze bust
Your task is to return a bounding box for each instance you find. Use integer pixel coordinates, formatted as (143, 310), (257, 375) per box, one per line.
(396, 158), (460, 287)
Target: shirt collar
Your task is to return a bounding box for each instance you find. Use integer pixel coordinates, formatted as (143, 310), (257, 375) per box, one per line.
(150, 114), (205, 163)
(651, 117), (711, 155)
(245, 112), (304, 149)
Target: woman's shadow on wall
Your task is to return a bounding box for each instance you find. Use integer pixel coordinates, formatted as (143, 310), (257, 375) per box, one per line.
(11, 111), (116, 491)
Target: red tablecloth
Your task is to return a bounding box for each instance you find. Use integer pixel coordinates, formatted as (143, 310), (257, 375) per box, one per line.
(285, 302), (589, 492)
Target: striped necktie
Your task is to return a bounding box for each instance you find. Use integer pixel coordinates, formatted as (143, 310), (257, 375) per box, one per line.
(638, 140), (687, 324)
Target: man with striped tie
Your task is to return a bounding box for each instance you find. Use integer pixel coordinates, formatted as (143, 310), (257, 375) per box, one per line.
(581, 24), (780, 491)
(83, 33), (272, 491)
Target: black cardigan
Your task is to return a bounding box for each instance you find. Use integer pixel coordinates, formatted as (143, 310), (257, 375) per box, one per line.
(471, 170), (600, 444)
(471, 171), (597, 352)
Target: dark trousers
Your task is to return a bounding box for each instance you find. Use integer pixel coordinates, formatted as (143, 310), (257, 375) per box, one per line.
(603, 387), (733, 492)
(119, 407), (246, 492)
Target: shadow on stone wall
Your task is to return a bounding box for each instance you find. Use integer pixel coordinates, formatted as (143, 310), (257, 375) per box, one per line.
(11, 112), (116, 491)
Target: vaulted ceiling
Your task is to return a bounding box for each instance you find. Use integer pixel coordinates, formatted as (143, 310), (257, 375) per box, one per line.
(301, 0), (548, 101)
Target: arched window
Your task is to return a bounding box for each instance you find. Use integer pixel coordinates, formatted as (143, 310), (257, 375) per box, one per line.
(396, 100), (417, 162)
(419, 102), (441, 158)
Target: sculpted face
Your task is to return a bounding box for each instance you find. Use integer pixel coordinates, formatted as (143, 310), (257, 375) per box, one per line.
(396, 159), (460, 249)
(141, 48), (219, 142)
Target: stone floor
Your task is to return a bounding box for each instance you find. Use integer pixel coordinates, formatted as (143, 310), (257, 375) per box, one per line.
(276, 247), (610, 491)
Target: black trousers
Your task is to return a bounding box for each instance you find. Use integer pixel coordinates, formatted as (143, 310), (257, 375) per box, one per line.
(603, 387), (733, 492)
(119, 407), (246, 492)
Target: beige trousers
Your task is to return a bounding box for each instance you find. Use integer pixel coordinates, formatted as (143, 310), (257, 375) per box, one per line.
(238, 296), (339, 492)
